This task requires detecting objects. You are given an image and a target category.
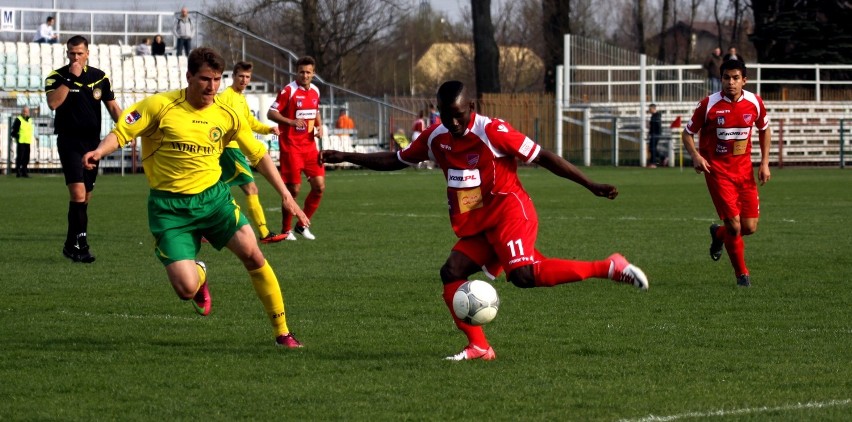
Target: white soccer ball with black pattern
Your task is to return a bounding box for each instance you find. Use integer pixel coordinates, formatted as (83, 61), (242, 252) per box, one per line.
(452, 280), (500, 326)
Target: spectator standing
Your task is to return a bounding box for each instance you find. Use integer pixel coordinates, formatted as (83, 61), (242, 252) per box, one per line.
(82, 47), (307, 348)
(173, 7), (195, 57)
(217, 61), (288, 244)
(392, 128), (410, 150)
(428, 103), (441, 126)
(151, 35), (167, 56)
(411, 110), (426, 141)
(11, 106), (35, 178)
(134, 38), (152, 56)
(723, 47), (742, 62)
(648, 104), (663, 167)
(267, 56), (324, 241)
(703, 47), (723, 93)
(33, 16), (59, 44)
(335, 109), (355, 131)
(681, 59), (771, 288)
(45, 35), (122, 263)
(321, 80), (648, 361)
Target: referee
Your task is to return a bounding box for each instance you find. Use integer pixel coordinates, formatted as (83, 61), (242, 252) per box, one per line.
(46, 35), (122, 263)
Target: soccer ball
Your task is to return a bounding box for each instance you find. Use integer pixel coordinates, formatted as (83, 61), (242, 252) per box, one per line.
(452, 280), (500, 326)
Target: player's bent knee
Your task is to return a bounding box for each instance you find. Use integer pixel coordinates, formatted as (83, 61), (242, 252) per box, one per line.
(508, 269), (536, 289)
(439, 263), (456, 284)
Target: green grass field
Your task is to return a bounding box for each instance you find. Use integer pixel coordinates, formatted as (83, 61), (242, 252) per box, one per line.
(1, 167), (850, 421)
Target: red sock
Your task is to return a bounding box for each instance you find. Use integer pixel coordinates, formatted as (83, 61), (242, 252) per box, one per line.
(442, 280), (488, 349)
(715, 225), (726, 241)
(723, 232), (748, 276)
(533, 258), (610, 287)
(281, 210), (293, 233)
(302, 190), (323, 221)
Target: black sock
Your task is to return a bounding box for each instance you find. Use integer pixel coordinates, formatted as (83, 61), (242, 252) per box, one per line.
(66, 202), (89, 249)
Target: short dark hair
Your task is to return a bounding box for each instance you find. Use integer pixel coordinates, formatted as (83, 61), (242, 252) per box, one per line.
(233, 61), (253, 74)
(720, 59), (747, 78)
(296, 56), (316, 68)
(187, 47), (225, 74)
(437, 80), (467, 108)
(66, 35), (88, 49)
(46, 16), (55, 23)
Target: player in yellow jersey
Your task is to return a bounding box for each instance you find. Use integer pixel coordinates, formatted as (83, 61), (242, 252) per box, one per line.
(218, 61), (287, 244)
(82, 48), (307, 348)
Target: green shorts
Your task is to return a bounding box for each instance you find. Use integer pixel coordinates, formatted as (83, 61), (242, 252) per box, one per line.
(148, 181), (249, 265)
(219, 147), (255, 187)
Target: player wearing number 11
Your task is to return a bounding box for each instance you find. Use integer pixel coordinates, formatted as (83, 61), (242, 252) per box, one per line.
(321, 80), (648, 361)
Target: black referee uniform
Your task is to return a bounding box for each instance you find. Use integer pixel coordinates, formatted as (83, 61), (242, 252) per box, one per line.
(45, 36), (120, 263)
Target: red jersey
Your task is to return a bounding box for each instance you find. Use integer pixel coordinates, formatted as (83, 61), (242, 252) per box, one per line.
(398, 113), (542, 238)
(685, 90), (769, 180)
(270, 81), (321, 150)
(412, 118), (425, 133)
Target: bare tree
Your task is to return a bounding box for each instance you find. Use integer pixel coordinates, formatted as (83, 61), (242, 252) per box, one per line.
(471, 0), (501, 96)
(542, 0), (571, 92)
(209, 0), (406, 88)
(636, 0), (647, 54)
(658, 0), (672, 61)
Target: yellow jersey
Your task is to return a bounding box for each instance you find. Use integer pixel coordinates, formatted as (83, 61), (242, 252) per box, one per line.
(217, 86), (273, 149)
(112, 89), (267, 194)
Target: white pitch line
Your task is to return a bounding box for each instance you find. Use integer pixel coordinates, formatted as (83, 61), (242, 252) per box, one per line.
(619, 398), (851, 422)
(58, 309), (198, 322)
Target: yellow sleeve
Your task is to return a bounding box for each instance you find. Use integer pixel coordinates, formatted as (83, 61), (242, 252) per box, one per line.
(229, 113), (268, 166)
(111, 95), (164, 147)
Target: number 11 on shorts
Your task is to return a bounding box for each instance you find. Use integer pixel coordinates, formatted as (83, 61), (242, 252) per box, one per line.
(506, 239), (524, 257)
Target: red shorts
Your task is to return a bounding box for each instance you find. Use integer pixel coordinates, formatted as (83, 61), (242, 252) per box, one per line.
(279, 145), (325, 184)
(452, 208), (539, 279)
(705, 173), (760, 220)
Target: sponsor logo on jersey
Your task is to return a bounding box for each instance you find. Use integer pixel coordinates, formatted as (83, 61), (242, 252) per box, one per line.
(496, 124), (508, 133)
(743, 114), (753, 125)
(467, 154), (480, 167)
(519, 138), (535, 156)
(296, 100), (302, 107)
(447, 168), (481, 188)
(716, 127), (750, 140)
(440, 143), (452, 151)
(295, 110), (317, 119)
(717, 116), (725, 125)
(125, 110), (141, 124)
(93, 88), (102, 100)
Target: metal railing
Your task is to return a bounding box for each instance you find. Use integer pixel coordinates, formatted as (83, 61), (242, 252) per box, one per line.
(1, 6), (177, 46)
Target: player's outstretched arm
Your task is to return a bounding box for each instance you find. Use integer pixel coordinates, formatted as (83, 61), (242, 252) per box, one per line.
(254, 154), (310, 228)
(320, 150), (408, 171)
(534, 149), (618, 199)
(82, 133), (121, 170)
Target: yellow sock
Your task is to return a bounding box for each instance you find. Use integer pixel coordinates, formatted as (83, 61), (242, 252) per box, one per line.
(249, 260), (289, 336)
(245, 194), (270, 238)
(195, 261), (207, 293)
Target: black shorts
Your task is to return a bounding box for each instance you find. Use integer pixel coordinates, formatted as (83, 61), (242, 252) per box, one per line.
(57, 133), (100, 191)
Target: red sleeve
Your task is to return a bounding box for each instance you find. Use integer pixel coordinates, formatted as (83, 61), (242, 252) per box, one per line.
(484, 118), (541, 163)
(271, 86), (291, 113)
(756, 96), (770, 131)
(398, 124), (435, 165)
(684, 98), (708, 135)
